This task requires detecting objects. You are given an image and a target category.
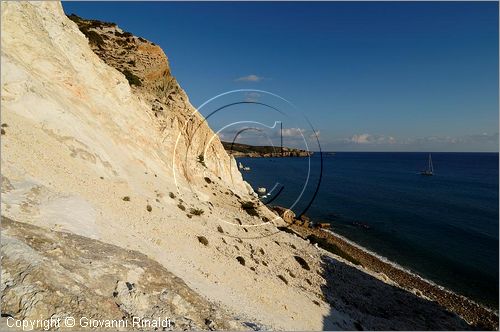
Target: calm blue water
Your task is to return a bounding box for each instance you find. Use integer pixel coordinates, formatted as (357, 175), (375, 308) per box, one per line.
(239, 152), (499, 308)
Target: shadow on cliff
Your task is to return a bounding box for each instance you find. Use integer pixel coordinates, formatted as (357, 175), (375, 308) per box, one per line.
(318, 254), (473, 331)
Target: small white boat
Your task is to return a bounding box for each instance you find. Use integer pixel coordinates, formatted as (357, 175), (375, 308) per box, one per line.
(257, 187), (267, 196)
(420, 154), (434, 176)
(243, 166), (251, 171)
(238, 162), (244, 169)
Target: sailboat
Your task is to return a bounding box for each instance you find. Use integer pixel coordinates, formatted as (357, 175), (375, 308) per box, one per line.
(420, 154), (434, 176)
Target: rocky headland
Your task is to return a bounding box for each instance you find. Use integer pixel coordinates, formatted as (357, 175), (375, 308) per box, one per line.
(222, 141), (312, 158)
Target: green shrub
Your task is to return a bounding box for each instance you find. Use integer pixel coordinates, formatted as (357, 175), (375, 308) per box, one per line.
(278, 275), (288, 285)
(241, 201), (258, 216)
(190, 208), (204, 216)
(197, 236), (209, 246)
(236, 256), (245, 266)
(80, 28), (105, 46)
(197, 155), (206, 167)
(121, 69), (142, 86)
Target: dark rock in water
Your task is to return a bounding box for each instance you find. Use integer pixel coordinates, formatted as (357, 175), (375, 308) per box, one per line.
(354, 321), (364, 331)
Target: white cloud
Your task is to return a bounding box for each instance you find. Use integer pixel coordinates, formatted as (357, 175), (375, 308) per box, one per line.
(346, 133), (396, 145)
(235, 74), (264, 82)
(244, 92), (261, 102)
(333, 132), (499, 151)
(309, 130), (320, 139)
(281, 127), (305, 138)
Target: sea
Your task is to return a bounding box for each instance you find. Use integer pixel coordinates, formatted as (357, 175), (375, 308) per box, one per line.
(238, 152), (499, 308)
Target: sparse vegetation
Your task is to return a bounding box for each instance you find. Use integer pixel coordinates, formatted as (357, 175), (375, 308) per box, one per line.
(277, 275), (288, 285)
(217, 226), (224, 233)
(241, 201), (259, 217)
(121, 69), (142, 86)
(190, 208), (204, 216)
(197, 236), (209, 246)
(122, 196), (130, 201)
(236, 256), (245, 266)
(1, 123), (8, 127)
(146, 204), (152, 212)
(197, 154), (206, 167)
(169, 192), (175, 199)
(204, 177), (211, 184)
(294, 256), (310, 270)
(177, 203), (186, 211)
(1, 129), (5, 135)
(67, 14), (116, 28)
(81, 28), (105, 46)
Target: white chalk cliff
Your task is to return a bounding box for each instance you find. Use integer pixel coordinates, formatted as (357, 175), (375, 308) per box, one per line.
(1, 2), (473, 331)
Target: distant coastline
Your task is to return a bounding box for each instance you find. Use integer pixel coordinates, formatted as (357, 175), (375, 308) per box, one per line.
(222, 141), (313, 158)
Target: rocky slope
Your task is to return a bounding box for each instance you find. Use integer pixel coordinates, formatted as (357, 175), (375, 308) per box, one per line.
(0, 2), (480, 330)
(1, 217), (248, 331)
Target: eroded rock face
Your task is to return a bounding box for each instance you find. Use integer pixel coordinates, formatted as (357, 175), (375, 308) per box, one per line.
(66, 13), (247, 192)
(0, 217), (246, 331)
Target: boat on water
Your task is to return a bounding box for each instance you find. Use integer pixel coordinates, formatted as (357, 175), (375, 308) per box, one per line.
(420, 154), (434, 176)
(238, 162), (244, 169)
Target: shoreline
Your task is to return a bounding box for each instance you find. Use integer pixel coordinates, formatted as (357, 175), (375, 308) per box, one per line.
(274, 213), (498, 330)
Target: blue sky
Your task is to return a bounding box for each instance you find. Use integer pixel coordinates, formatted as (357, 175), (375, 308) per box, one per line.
(63, 1), (499, 152)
